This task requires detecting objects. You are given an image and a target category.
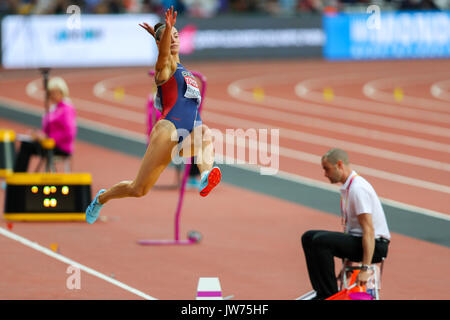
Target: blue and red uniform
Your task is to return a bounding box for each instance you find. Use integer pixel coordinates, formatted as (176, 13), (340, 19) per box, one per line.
(154, 63), (202, 143)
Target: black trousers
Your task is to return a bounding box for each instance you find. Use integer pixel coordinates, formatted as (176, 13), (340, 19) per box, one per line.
(301, 230), (389, 299)
(14, 140), (69, 173)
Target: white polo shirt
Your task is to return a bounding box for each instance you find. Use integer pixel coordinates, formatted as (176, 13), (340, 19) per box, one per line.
(340, 171), (391, 240)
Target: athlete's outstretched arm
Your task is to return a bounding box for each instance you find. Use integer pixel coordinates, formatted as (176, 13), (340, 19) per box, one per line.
(139, 22), (156, 38)
(155, 6), (177, 75)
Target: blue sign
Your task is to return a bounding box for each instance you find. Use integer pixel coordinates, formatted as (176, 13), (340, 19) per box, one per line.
(324, 11), (450, 60)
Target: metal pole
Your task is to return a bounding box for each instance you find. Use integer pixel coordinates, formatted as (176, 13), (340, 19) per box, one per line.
(39, 68), (52, 172)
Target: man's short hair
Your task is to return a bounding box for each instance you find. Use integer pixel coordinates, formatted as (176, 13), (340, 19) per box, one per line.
(322, 148), (349, 165)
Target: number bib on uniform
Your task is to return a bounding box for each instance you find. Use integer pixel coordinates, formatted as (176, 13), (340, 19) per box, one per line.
(182, 71), (201, 105)
(153, 66), (201, 114)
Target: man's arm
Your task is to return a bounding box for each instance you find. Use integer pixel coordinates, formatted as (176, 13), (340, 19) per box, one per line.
(357, 213), (375, 286)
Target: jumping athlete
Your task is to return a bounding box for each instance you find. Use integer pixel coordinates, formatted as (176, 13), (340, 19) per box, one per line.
(85, 7), (221, 224)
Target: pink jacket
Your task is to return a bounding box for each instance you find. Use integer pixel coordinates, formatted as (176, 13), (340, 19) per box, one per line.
(42, 100), (77, 154)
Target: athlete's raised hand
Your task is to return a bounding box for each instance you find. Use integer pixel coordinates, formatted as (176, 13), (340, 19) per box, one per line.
(165, 6), (177, 29)
(139, 22), (156, 39)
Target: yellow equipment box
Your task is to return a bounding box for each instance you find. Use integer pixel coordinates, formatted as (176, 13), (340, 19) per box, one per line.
(4, 173), (92, 221)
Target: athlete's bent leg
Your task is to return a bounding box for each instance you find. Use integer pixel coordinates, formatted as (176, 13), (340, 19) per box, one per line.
(192, 124), (221, 197)
(193, 124), (214, 174)
(98, 120), (178, 205)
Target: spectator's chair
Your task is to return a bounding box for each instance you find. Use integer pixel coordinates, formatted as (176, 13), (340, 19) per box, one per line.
(34, 138), (72, 173)
(338, 258), (385, 300)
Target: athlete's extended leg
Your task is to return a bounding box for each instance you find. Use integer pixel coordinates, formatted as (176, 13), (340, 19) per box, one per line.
(86, 120), (178, 223)
(193, 124), (214, 174)
(178, 123), (214, 172)
(192, 124), (221, 197)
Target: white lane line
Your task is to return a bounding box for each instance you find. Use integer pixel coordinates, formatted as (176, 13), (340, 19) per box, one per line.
(378, 197), (450, 221)
(431, 79), (450, 103)
(23, 77), (450, 175)
(232, 135), (450, 195)
(90, 77), (450, 192)
(218, 154), (450, 219)
(204, 111), (450, 173)
(337, 72), (450, 111)
(248, 141), (450, 194)
(33, 69), (450, 148)
(2, 96), (449, 213)
(0, 68), (130, 83)
(90, 77), (450, 172)
(90, 68), (334, 109)
(93, 75), (150, 110)
(26, 79), (146, 124)
(229, 79), (450, 139)
(89, 64), (332, 109)
(21, 77), (450, 189)
(0, 227), (157, 300)
(295, 75), (450, 124)
(0, 96), (148, 143)
(363, 76), (450, 112)
(205, 97), (450, 154)
(94, 75), (450, 153)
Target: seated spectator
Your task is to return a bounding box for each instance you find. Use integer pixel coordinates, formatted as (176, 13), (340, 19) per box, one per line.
(0, 0), (19, 16)
(182, 0), (219, 17)
(14, 77), (77, 172)
(298, 0), (325, 13)
(141, 0), (164, 14)
(229, 0), (259, 12)
(161, 0), (185, 12)
(400, 0), (440, 10)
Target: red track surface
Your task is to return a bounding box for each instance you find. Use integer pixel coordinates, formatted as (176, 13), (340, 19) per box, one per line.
(0, 59), (449, 300)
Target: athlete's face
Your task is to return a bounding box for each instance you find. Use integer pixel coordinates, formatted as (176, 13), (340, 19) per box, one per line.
(322, 158), (342, 184)
(157, 27), (180, 55)
(170, 28), (180, 54)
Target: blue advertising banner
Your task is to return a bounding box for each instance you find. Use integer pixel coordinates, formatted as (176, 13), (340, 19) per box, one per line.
(324, 10), (450, 60)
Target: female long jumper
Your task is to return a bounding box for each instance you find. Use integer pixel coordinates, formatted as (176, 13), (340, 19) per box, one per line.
(85, 7), (221, 224)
